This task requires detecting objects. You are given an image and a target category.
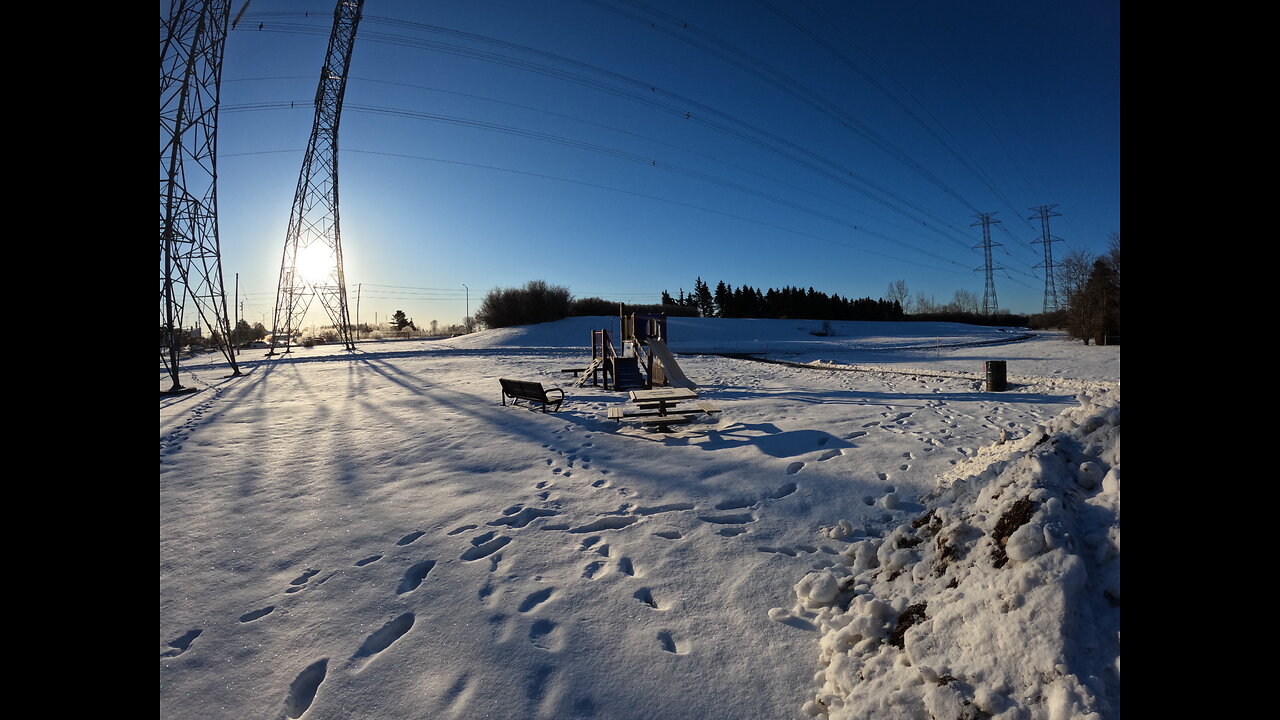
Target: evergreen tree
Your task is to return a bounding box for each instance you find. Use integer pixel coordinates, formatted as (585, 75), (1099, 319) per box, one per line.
(694, 277), (715, 318)
(714, 280), (732, 318)
(391, 310), (416, 331)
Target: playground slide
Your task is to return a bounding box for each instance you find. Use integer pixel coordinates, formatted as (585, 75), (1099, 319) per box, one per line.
(646, 338), (697, 389)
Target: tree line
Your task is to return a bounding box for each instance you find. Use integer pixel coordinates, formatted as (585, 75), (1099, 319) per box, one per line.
(474, 236), (1119, 339)
(660, 277), (905, 321)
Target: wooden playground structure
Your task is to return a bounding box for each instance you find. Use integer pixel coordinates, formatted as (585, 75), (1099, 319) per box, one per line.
(571, 313), (696, 392)
(565, 313), (718, 430)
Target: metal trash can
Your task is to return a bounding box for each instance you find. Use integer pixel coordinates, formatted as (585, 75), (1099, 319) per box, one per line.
(985, 360), (1007, 392)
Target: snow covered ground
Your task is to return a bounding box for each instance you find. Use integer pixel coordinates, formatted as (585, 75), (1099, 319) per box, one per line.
(160, 318), (1119, 719)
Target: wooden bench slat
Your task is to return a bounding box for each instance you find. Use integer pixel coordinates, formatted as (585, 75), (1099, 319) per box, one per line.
(638, 415), (693, 426)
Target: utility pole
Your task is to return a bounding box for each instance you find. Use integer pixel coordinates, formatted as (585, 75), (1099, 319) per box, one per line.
(972, 212), (1003, 315)
(356, 282), (361, 340)
(269, 0), (365, 355)
(462, 283), (469, 332)
(1028, 204), (1064, 314)
(160, 0), (241, 392)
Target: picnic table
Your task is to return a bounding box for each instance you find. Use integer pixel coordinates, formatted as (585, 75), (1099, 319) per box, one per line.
(629, 387), (698, 415)
(607, 387), (719, 430)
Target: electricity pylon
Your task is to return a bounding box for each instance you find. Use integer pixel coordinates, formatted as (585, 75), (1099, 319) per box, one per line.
(269, 0), (365, 355)
(972, 212), (1003, 315)
(1029, 204), (1064, 314)
(160, 0), (241, 392)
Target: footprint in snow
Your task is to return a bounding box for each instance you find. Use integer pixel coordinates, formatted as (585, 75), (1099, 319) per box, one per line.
(290, 568), (320, 586)
(489, 507), (559, 528)
(634, 587), (661, 609)
(617, 557), (635, 576)
(350, 613), (414, 669)
(757, 546), (797, 556)
(447, 524), (478, 536)
(569, 517), (638, 533)
(657, 630), (690, 654)
(239, 606), (275, 623)
(582, 561), (606, 580)
(160, 628), (202, 658)
(518, 587), (555, 612)
(817, 449), (842, 462)
(699, 512), (754, 525)
(767, 482), (797, 499)
(396, 560), (436, 595)
(462, 536), (511, 561)
(786, 462), (805, 475)
(529, 619), (561, 651)
(653, 530), (682, 539)
(284, 659), (327, 719)
(396, 530), (425, 546)
(355, 555), (382, 567)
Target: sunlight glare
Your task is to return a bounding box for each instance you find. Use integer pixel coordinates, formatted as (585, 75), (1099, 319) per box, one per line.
(294, 243), (335, 285)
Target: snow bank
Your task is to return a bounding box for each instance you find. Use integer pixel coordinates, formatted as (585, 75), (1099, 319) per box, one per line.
(775, 389), (1120, 720)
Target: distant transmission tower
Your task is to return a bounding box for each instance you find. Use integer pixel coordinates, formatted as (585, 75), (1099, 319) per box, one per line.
(270, 0), (365, 355)
(160, 0), (241, 393)
(972, 212), (1003, 315)
(1028, 204), (1064, 314)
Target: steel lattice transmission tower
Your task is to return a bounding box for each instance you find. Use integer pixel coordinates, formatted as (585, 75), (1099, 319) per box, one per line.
(161, 0), (241, 393)
(270, 0), (365, 355)
(972, 212), (1003, 315)
(1028, 204), (1064, 314)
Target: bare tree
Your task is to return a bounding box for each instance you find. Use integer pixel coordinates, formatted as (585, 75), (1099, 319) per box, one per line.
(1058, 248), (1097, 343)
(912, 294), (938, 314)
(887, 279), (909, 309)
(1107, 232), (1120, 288)
(951, 289), (980, 314)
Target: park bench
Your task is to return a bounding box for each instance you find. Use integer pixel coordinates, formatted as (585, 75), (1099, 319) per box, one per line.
(500, 378), (565, 413)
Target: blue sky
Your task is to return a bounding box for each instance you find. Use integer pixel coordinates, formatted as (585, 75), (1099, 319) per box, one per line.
(212, 0), (1120, 329)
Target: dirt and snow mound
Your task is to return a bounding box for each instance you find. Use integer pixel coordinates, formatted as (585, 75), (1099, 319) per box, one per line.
(774, 389), (1120, 719)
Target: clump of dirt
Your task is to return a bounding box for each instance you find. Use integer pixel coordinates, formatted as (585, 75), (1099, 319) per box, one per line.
(888, 602), (928, 648)
(991, 497), (1036, 569)
(934, 534), (959, 576)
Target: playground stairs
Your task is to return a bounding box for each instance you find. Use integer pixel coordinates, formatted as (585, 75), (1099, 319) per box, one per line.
(610, 356), (647, 390)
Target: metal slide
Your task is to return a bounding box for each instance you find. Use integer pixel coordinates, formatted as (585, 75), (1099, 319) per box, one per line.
(645, 338), (697, 389)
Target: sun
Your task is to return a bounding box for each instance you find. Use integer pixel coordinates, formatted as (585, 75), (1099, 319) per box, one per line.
(294, 243), (334, 285)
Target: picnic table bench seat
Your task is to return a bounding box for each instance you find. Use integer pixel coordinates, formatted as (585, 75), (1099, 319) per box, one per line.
(500, 378), (565, 413)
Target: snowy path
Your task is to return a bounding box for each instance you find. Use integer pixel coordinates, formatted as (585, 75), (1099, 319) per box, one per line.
(160, 325), (1102, 719)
